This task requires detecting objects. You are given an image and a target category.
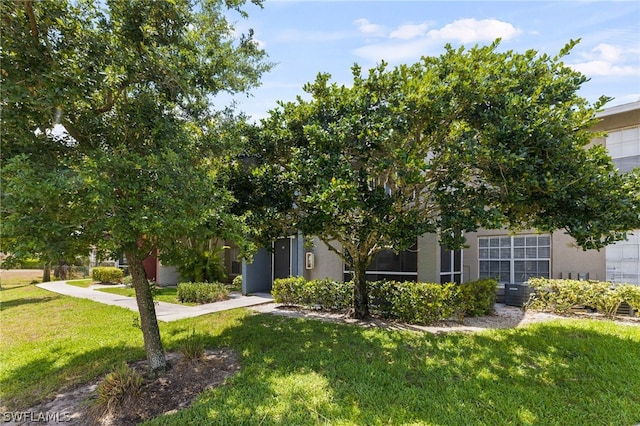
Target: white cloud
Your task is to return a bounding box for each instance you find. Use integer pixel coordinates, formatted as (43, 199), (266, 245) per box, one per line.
(592, 43), (623, 62)
(571, 43), (640, 77)
(353, 38), (433, 63)
(353, 18), (386, 37)
(427, 18), (521, 43)
(353, 18), (521, 63)
(571, 60), (638, 77)
(390, 23), (429, 40)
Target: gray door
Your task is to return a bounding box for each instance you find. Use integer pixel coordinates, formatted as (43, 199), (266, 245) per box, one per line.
(273, 238), (291, 280)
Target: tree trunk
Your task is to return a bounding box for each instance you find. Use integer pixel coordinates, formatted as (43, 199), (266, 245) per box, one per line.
(352, 260), (370, 319)
(42, 262), (51, 282)
(126, 251), (167, 372)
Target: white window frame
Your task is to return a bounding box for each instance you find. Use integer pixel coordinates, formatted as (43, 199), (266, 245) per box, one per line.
(440, 246), (463, 283)
(479, 235), (551, 284)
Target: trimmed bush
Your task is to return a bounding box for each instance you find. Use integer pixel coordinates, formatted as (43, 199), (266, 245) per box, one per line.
(92, 267), (124, 284)
(177, 282), (229, 304)
(619, 284), (640, 312)
(389, 281), (458, 325)
(457, 278), (498, 317)
(272, 277), (307, 305)
(527, 278), (640, 318)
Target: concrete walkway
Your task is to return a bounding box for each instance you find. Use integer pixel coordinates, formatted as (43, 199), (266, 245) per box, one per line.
(36, 281), (273, 322)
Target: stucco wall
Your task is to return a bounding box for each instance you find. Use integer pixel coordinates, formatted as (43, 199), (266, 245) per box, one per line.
(304, 237), (344, 281)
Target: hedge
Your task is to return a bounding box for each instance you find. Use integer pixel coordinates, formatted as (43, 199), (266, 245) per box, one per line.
(273, 277), (498, 325)
(528, 278), (640, 318)
(177, 282), (229, 304)
(91, 267), (124, 284)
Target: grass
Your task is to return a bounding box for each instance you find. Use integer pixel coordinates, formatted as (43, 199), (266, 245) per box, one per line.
(95, 286), (198, 306)
(1, 277), (639, 425)
(66, 279), (93, 288)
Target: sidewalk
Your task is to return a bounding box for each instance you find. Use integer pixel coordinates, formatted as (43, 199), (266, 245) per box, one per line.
(36, 281), (273, 322)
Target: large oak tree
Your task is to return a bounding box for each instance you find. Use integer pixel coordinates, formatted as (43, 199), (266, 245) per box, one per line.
(1, 0), (271, 370)
(249, 40), (640, 318)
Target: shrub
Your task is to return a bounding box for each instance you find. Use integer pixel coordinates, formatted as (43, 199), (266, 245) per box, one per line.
(272, 277), (352, 310)
(527, 279), (588, 313)
(177, 282), (229, 304)
(92, 363), (143, 417)
(457, 278), (498, 317)
(20, 258), (45, 269)
(618, 284), (640, 312)
(231, 275), (243, 291)
(272, 277), (307, 305)
(389, 281), (458, 325)
(92, 267), (124, 284)
(122, 275), (133, 287)
(528, 278), (640, 318)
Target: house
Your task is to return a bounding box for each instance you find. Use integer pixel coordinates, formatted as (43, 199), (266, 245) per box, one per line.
(242, 100), (640, 294)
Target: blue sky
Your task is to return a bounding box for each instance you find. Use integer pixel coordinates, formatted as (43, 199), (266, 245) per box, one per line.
(222, 1), (640, 121)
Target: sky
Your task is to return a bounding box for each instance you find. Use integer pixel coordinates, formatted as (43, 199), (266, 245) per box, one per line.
(219, 0), (640, 122)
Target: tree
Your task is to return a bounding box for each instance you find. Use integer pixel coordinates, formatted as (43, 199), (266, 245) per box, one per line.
(250, 40), (640, 318)
(1, 0), (271, 370)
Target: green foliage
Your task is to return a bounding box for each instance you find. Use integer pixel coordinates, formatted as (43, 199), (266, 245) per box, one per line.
(528, 278), (640, 318)
(164, 240), (228, 284)
(3, 280), (640, 424)
(271, 277), (307, 305)
(92, 267), (124, 284)
(247, 39), (640, 318)
(18, 258), (45, 269)
(231, 274), (243, 291)
(92, 363), (143, 417)
(274, 278), (497, 325)
(179, 329), (205, 361)
(618, 284), (640, 312)
(388, 281), (458, 325)
(457, 278), (498, 317)
(2, 0), (271, 369)
(177, 282), (229, 304)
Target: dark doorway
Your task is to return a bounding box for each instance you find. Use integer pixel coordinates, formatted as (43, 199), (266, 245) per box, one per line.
(273, 238), (291, 280)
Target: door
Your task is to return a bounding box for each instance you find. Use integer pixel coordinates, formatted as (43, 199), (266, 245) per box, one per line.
(273, 238), (291, 280)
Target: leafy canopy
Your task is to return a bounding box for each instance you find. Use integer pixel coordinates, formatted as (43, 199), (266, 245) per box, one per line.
(247, 40), (639, 317)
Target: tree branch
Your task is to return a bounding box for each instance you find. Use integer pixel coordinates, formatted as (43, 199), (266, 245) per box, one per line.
(21, 0), (39, 41)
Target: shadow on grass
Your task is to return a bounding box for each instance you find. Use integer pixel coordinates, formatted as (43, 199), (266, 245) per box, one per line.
(0, 295), (62, 312)
(152, 313), (640, 426)
(1, 343), (145, 411)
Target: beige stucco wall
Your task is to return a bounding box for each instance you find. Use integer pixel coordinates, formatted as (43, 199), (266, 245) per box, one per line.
(550, 232), (606, 281)
(417, 233), (439, 283)
(304, 237), (344, 281)
(462, 229), (606, 282)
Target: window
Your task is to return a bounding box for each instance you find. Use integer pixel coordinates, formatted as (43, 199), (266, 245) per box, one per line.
(344, 241), (418, 282)
(479, 235), (550, 283)
(440, 246), (462, 283)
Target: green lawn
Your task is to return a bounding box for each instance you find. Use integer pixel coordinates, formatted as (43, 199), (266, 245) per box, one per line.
(95, 286), (197, 306)
(66, 278), (93, 288)
(1, 278), (639, 425)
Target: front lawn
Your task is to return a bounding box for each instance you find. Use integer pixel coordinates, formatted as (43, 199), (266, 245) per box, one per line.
(95, 286), (197, 306)
(1, 278), (639, 425)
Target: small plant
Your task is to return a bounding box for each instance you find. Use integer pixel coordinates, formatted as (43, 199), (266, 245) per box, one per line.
(231, 274), (243, 291)
(92, 267), (124, 284)
(122, 275), (133, 287)
(179, 328), (205, 361)
(91, 362), (143, 417)
(177, 282), (229, 304)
